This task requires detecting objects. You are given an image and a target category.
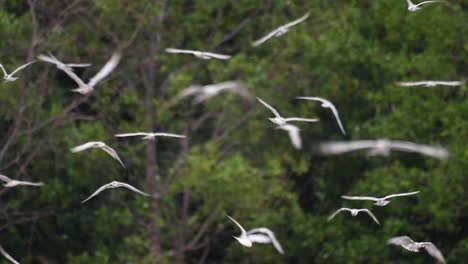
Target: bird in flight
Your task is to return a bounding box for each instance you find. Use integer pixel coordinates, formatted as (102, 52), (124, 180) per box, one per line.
(405, 0), (444, 12)
(327, 208), (380, 225)
(276, 124), (302, 149)
(395, 80), (464, 87)
(37, 53), (91, 71)
(227, 215), (253, 247)
(165, 48), (231, 60)
(388, 236), (445, 263)
(174, 81), (253, 104)
(252, 12), (310, 47)
(317, 139), (449, 160)
(0, 60), (36, 82)
(0, 245), (19, 264)
(297, 96), (346, 135)
(0, 174), (44, 188)
(81, 181), (149, 203)
(115, 132), (186, 140)
(70, 141), (126, 168)
(58, 52), (121, 94)
(246, 227), (285, 254)
(341, 191), (420, 206)
(257, 97), (319, 126)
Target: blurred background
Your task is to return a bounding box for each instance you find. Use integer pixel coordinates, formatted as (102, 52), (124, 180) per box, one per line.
(0, 0), (466, 263)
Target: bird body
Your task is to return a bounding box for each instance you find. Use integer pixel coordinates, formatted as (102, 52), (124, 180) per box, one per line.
(70, 141), (126, 168)
(165, 48), (231, 60)
(328, 208), (380, 225)
(297, 96), (346, 135)
(0, 174), (44, 188)
(405, 0), (444, 12)
(227, 216), (252, 247)
(246, 227), (284, 254)
(252, 12), (310, 46)
(0, 60), (36, 82)
(341, 191), (420, 206)
(388, 236), (445, 263)
(81, 181), (149, 203)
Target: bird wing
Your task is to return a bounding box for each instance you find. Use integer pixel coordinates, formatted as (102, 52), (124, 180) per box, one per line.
(202, 52), (232, 60)
(70, 142), (98, 152)
(361, 209), (380, 225)
(387, 236), (415, 247)
(252, 29), (279, 47)
(59, 64), (88, 87)
(81, 183), (112, 203)
(10, 60), (37, 76)
(0, 64), (8, 76)
(318, 140), (377, 155)
(165, 48), (197, 54)
(420, 243), (446, 263)
(417, 1), (444, 7)
(0, 174), (12, 183)
(17, 180), (44, 187)
(0, 246), (19, 264)
(384, 191), (420, 200)
(256, 97), (281, 117)
(278, 124), (302, 149)
(327, 103), (346, 135)
(282, 12), (310, 29)
(116, 182), (150, 196)
(284, 117), (319, 123)
(37, 54), (61, 65)
(114, 132), (149, 138)
(389, 140), (449, 160)
(435, 81), (464, 86)
(341, 195), (380, 202)
(152, 133), (186, 138)
(327, 208), (349, 221)
(296, 96), (326, 103)
(175, 85), (203, 100)
(247, 228), (284, 254)
(88, 53), (121, 87)
(100, 144), (126, 168)
(395, 81), (428, 87)
(227, 215), (247, 234)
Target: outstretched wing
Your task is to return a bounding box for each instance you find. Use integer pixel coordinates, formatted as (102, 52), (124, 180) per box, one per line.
(152, 133), (186, 138)
(282, 12), (310, 29)
(0, 64), (8, 76)
(384, 191), (420, 200)
(70, 142), (97, 153)
(395, 81), (428, 87)
(10, 60), (37, 76)
(327, 208), (348, 221)
(202, 52), (232, 60)
(284, 117), (319, 123)
(37, 54), (61, 65)
(317, 140), (377, 155)
(114, 132), (149, 138)
(0, 174), (12, 183)
(247, 227), (284, 254)
(59, 63), (88, 87)
(257, 97), (281, 117)
(277, 124), (302, 149)
(100, 145), (126, 168)
(361, 209), (380, 225)
(165, 48), (197, 55)
(252, 30), (279, 47)
(420, 242), (446, 263)
(435, 81), (464, 86)
(81, 183), (112, 203)
(341, 195), (380, 202)
(387, 236), (415, 248)
(417, 1), (444, 8)
(226, 215), (247, 234)
(117, 182), (150, 197)
(0, 245), (19, 264)
(88, 53), (121, 87)
(389, 140), (449, 160)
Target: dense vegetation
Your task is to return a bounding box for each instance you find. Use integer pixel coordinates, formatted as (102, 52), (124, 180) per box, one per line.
(0, 1), (466, 263)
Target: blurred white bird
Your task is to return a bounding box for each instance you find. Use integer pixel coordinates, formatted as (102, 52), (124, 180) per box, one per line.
(327, 208), (380, 225)
(175, 81), (253, 104)
(0, 245), (19, 264)
(0, 60), (36, 82)
(81, 181), (149, 203)
(317, 139), (449, 160)
(165, 48), (231, 60)
(37, 53), (91, 71)
(246, 227), (285, 254)
(0, 174), (44, 188)
(257, 97), (319, 126)
(115, 132), (186, 140)
(276, 124), (302, 149)
(388, 236), (445, 263)
(252, 12), (310, 46)
(70, 141), (126, 168)
(297, 96), (346, 135)
(405, 0), (444, 12)
(227, 215), (253, 247)
(341, 191), (420, 206)
(396, 80), (464, 87)
(58, 53), (121, 94)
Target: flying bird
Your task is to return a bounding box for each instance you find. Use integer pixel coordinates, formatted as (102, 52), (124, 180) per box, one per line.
(297, 96), (346, 135)
(317, 139), (449, 160)
(227, 215), (253, 247)
(396, 80), (464, 87)
(388, 236), (445, 263)
(115, 132), (186, 140)
(58, 52), (121, 94)
(37, 53), (91, 71)
(81, 181), (149, 203)
(252, 12), (310, 47)
(276, 124), (302, 149)
(0, 174), (44, 188)
(174, 81), (253, 104)
(341, 191), (420, 206)
(257, 97), (319, 126)
(405, 0), (444, 12)
(246, 227), (285, 254)
(327, 208), (380, 225)
(70, 141), (126, 168)
(0, 245), (19, 264)
(165, 48), (231, 60)
(0, 60), (36, 82)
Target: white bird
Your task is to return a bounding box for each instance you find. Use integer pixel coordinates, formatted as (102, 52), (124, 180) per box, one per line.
(388, 236), (445, 263)
(341, 191), (420, 206)
(70, 141), (126, 168)
(252, 12), (310, 47)
(81, 181), (149, 203)
(327, 208), (380, 225)
(317, 139), (449, 160)
(115, 132), (186, 140)
(246, 227), (285, 254)
(0, 60), (36, 82)
(175, 81), (252, 104)
(0, 245), (19, 264)
(405, 0), (444, 12)
(297, 96), (346, 135)
(58, 53), (121, 94)
(37, 53), (91, 71)
(165, 48), (231, 60)
(276, 124), (302, 149)
(257, 97), (319, 126)
(396, 80), (464, 87)
(0, 174), (44, 188)
(227, 215), (252, 247)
